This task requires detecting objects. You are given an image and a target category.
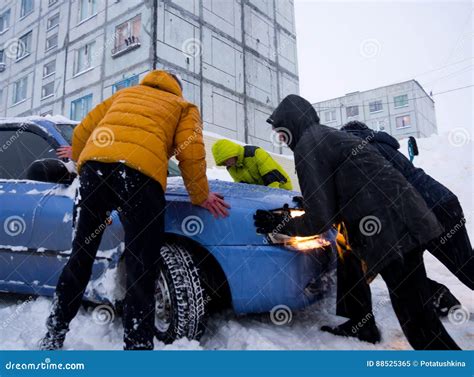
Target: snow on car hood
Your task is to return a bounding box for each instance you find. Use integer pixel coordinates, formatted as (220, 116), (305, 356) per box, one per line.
(166, 177), (300, 209)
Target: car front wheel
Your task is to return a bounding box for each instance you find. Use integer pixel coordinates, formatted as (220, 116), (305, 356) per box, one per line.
(154, 242), (208, 344)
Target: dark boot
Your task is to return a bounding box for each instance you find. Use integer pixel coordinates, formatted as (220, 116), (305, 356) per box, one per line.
(431, 282), (462, 317)
(38, 328), (68, 350)
(321, 317), (381, 344)
(39, 305), (70, 350)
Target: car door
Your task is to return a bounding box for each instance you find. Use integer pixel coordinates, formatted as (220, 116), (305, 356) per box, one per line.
(0, 122), (123, 298)
(0, 123), (63, 295)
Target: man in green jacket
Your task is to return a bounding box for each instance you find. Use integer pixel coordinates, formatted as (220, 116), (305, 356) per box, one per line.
(212, 139), (293, 190)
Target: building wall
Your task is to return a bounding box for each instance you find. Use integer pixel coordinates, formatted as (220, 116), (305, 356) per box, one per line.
(313, 80), (437, 139)
(0, 0), (299, 155)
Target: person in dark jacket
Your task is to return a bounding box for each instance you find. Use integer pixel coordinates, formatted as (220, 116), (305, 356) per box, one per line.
(254, 94), (460, 350)
(328, 120), (473, 341)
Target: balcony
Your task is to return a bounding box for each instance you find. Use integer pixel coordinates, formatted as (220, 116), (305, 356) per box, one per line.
(111, 36), (140, 58)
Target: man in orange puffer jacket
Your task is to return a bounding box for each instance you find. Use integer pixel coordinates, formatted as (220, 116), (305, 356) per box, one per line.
(40, 70), (229, 350)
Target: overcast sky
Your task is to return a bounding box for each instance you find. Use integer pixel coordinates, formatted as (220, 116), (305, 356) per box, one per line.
(294, 0), (473, 133)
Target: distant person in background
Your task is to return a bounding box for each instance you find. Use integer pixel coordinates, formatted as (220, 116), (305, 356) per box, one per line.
(212, 139), (293, 190)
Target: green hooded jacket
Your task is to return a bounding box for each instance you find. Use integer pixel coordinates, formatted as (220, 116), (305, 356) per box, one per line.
(212, 139), (293, 190)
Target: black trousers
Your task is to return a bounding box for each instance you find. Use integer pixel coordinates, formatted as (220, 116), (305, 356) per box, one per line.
(46, 161), (166, 350)
(429, 199), (473, 289)
(336, 249), (460, 349)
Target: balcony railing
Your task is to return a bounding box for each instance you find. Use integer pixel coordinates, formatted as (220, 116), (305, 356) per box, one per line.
(111, 36), (140, 58)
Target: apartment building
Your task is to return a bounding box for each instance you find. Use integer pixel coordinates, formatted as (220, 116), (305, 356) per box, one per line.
(0, 0), (299, 154)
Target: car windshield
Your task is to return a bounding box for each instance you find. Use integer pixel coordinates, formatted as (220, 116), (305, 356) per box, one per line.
(55, 124), (75, 144)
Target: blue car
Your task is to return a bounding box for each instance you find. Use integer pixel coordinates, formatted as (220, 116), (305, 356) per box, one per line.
(0, 117), (336, 343)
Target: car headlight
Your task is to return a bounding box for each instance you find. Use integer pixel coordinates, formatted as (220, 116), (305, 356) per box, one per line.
(268, 233), (330, 251)
(267, 208), (331, 251)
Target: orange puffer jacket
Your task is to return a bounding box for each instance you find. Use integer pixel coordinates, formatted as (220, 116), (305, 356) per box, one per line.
(72, 70), (209, 205)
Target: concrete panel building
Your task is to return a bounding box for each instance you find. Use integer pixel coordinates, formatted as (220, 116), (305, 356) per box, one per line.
(312, 80), (437, 139)
(0, 0), (299, 156)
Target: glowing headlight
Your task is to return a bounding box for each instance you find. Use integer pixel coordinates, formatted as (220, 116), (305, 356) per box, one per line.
(268, 233), (330, 251)
(266, 208), (330, 251)
(289, 209), (305, 218)
(272, 208), (305, 218)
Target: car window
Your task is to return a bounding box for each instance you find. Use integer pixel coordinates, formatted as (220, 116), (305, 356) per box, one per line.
(55, 123), (75, 144)
(0, 129), (57, 180)
(168, 159), (181, 177)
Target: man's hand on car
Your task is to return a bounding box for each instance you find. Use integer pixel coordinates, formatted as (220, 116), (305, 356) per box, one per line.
(56, 146), (73, 160)
(200, 192), (231, 218)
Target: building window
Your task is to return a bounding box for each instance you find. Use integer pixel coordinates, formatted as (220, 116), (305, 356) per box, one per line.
(48, 0), (59, 7)
(346, 105), (359, 117)
(74, 41), (95, 75)
(43, 60), (56, 77)
(324, 110), (336, 123)
(394, 94), (408, 108)
(45, 34), (58, 51)
(112, 75), (139, 93)
(20, 0), (34, 18)
(71, 94), (92, 121)
(47, 13), (60, 30)
(78, 0), (97, 23)
(0, 49), (5, 71)
(17, 31), (32, 60)
(42, 82), (54, 99)
(12, 76), (28, 104)
(396, 115), (411, 129)
(112, 15), (141, 57)
(0, 9), (11, 33)
(369, 100), (383, 113)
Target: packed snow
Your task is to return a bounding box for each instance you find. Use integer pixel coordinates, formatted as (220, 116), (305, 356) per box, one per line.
(0, 131), (472, 350)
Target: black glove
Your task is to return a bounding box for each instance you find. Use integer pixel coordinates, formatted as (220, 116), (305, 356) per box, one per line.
(254, 209), (289, 234)
(293, 196), (304, 208)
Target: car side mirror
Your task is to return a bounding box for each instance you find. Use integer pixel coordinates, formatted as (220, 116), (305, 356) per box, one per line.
(26, 158), (77, 184)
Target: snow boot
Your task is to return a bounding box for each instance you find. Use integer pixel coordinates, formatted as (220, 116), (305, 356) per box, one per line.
(321, 317), (381, 344)
(432, 284), (461, 317)
(38, 329), (68, 350)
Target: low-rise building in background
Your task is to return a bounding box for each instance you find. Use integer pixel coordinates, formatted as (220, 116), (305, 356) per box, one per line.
(313, 80), (437, 139)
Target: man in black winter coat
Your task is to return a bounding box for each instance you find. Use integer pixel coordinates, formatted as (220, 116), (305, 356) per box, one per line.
(255, 94), (460, 350)
(329, 120), (473, 341)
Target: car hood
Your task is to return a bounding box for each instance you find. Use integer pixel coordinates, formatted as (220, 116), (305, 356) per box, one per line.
(166, 177), (300, 210)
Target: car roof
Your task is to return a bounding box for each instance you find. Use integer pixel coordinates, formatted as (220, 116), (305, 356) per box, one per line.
(0, 116), (77, 146)
(0, 115), (78, 127)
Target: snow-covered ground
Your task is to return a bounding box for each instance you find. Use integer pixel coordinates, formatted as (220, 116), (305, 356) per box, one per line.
(0, 131), (472, 350)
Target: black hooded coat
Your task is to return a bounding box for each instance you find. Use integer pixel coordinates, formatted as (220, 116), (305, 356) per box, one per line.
(268, 95), (444, 277)
(340, 124), (457, 209)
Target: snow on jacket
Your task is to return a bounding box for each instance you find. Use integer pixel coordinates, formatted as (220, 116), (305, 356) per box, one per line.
(267, 94), (444, 278)
(341, 125), (457, 208)
(212, 139), (293, 190)
(71, 70), (209, 205)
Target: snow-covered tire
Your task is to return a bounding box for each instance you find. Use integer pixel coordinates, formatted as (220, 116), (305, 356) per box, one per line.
(154, 242), (207, 344)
